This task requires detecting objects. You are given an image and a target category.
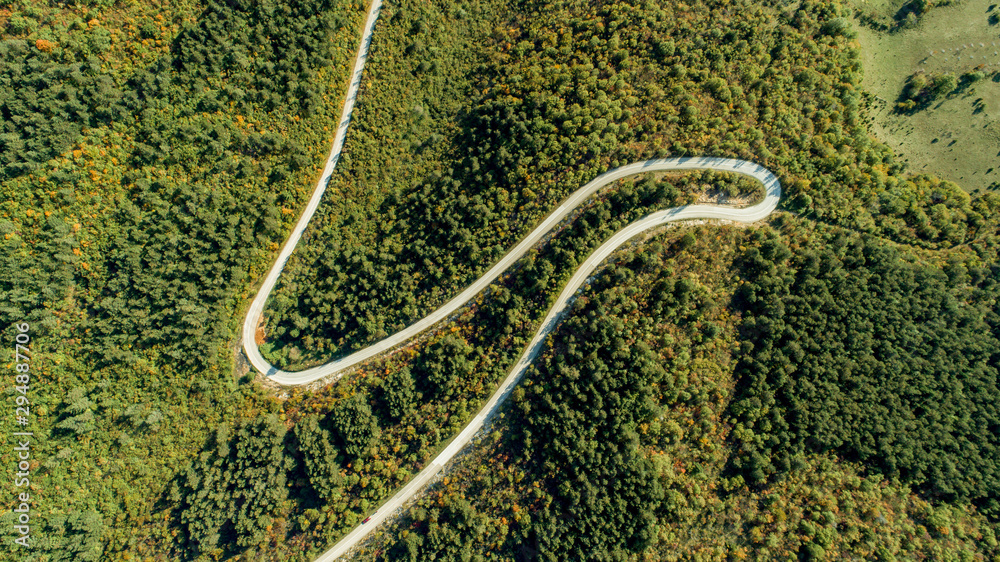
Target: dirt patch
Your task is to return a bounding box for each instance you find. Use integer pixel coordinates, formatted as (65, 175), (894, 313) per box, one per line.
(696, 188), (759, 208)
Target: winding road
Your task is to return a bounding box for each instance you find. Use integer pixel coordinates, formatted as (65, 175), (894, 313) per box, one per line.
(240, 1), (781, 559)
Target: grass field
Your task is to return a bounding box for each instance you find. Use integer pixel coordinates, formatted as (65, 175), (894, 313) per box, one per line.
(850, 0), (1000, 192)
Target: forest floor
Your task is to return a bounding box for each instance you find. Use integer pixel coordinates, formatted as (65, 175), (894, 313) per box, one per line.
(850, 0), (1000, 192)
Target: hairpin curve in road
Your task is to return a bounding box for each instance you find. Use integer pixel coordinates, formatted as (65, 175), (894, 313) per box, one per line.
(238, 1), (781, 559)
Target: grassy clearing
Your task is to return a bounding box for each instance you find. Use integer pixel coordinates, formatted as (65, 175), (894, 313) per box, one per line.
(850, 0), (1000, 192)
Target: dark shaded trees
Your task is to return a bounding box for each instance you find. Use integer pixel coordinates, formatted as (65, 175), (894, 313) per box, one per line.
(0, 40), (123, 179)
(36, 511), (105, 562)
(509, 277), (669, 559)
(413, 334), (476, 398)
(294, 414), (344, 502)
(387, 495), (490, 562)
(329, 393), (381, 460)
(729, 228), (1000, 519)
(170, 414), (293, 556)
(379, 366), (417, 421)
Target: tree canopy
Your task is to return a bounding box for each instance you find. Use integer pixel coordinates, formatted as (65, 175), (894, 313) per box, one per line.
(730, 227), (1000, 518)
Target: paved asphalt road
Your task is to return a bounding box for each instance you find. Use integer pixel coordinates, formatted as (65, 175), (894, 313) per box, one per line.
(309, 159), (780, 561)
(241, 0), (383, 382)
(239, 2), (782, 560)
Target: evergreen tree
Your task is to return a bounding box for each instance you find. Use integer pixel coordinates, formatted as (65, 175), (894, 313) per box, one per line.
(294, 414), (344, 502)
(329, 394), (381, 459)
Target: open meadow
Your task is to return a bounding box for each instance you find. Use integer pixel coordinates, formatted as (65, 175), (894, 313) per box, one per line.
(851, 0), (1000, 191)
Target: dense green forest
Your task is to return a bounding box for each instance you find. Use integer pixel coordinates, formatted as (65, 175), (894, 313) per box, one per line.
(2, 0), (1000, 559)
(730, 224), (1000, 518)
(1, 0), (365, 558)
(363, 222), (1000, 561)
(262, 0), (985, 370)
(270, 0), (1000, 558)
